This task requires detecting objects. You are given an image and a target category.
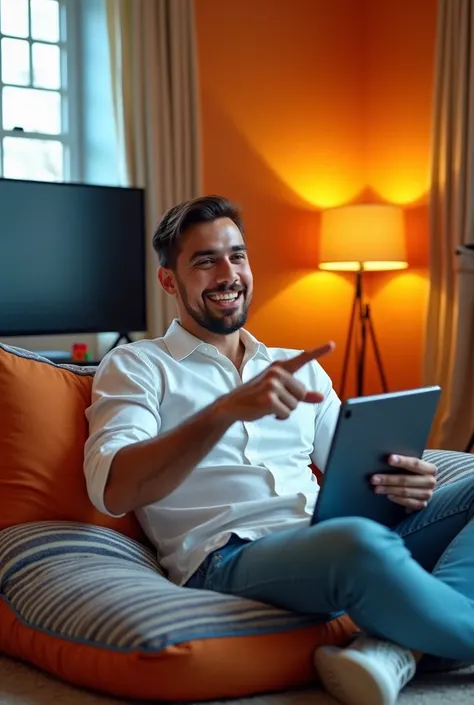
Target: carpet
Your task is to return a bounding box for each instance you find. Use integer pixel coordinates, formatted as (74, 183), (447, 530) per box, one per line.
(0, 655), (473, 705)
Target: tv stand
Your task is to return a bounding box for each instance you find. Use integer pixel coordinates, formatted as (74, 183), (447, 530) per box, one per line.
(107, 333), (134, 353)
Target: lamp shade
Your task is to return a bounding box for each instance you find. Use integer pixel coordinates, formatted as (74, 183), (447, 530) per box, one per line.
(319, 204), (408, 272)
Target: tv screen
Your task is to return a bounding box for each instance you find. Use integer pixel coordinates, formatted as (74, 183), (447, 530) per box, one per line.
(0, 178), (147, 336)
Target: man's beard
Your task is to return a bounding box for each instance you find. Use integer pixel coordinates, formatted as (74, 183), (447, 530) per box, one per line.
(177, 279), (251, 335)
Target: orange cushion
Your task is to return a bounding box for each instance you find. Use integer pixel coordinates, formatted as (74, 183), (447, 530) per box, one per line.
(0, 600), (355, 700)
(0, 345), (144, 541)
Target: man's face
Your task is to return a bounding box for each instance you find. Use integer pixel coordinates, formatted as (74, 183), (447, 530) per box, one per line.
(164, 217), (253, 335)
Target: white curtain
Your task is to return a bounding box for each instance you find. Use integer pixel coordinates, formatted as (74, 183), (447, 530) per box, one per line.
(106, 0), (202, 337)
(423, 0), (474, 450)
(440, 247), (474, 449)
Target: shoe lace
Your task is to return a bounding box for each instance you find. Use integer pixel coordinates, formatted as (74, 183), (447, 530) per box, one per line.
(356, 637), (416, 687)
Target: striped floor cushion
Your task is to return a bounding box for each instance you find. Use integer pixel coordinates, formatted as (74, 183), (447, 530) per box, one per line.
(0, 521), (356, 701)
(0, 450), (472, 701)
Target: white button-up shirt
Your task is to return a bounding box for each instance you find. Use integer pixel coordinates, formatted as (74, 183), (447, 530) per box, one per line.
(84, 320), (341, 585)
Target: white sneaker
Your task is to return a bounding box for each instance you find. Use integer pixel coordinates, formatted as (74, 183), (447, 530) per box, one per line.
(314, 635), (417, 705)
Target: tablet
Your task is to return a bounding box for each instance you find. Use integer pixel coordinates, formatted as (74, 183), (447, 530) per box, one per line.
(311, 386), (442, 528)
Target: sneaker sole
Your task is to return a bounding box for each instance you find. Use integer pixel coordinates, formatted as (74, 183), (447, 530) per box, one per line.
(314, 646), (396, 705)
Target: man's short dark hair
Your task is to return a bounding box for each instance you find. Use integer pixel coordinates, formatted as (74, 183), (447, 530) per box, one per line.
(152, 195), (244, 269)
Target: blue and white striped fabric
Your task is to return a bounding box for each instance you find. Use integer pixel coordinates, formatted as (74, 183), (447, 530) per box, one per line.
(0, 521), (321, 652)
(423, 449), (474, 486)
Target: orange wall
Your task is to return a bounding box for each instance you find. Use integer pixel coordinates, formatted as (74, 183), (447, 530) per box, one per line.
(195, 0), (437, 395)
(363, 0), (437, 395)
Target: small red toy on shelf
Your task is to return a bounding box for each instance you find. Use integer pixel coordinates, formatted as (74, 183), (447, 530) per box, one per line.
(71, 343), (90, 363)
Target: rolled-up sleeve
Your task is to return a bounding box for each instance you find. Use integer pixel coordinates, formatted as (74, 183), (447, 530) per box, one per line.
(83, 346), (161, 516)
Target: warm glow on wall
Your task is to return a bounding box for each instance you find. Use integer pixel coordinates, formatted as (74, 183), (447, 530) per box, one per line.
(224, 132), (364, 210)
(251, 140), (364, 209)
(368, 169), (430, 207)
(319, 204), (408, 272)
(283, 170), (362, 209)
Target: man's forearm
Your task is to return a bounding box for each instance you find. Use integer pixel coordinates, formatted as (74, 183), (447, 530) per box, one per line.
(104, 397), (235, 515)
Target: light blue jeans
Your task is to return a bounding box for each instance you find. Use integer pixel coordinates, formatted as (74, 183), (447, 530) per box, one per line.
(186, 476), (474, 663)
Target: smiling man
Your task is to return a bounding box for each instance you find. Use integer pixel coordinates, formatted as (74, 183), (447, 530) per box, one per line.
(84, 195), (474, 705)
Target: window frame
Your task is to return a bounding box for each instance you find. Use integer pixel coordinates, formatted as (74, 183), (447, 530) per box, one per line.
(0, 0), (81, 182)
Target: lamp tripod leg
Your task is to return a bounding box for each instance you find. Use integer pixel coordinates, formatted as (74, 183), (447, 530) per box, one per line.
(357, 299), (367, 397)
(365, 303), (389, 393)
(340, 280), (360, 399)
(339, 271), (388, 399)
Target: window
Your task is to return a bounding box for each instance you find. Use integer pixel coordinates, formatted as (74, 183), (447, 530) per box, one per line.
(0, 0), (78, 182)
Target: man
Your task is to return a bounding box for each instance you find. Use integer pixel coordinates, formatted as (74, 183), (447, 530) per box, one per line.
(84, 195), (474, 705)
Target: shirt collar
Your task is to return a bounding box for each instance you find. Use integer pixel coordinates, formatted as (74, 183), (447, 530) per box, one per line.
(163, 319), (271, 363)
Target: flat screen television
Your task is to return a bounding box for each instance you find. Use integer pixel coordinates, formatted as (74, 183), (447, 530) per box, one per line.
(0, 178), (147, 337)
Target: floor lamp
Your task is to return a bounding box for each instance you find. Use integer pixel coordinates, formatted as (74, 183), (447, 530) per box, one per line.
(319, 204), (408, 399)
